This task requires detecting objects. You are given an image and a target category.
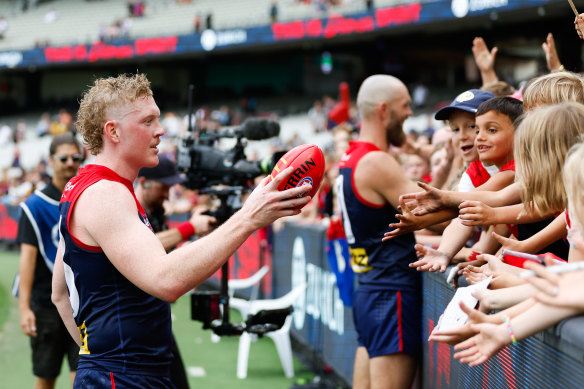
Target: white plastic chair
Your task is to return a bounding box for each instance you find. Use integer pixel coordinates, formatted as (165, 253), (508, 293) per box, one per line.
(211, 265), (270, 343)
(228, 265), (270, 319)
(236, 283), (307, 379)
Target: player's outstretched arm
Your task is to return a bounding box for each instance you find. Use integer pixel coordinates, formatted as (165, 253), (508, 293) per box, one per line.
(82, 166), (311, 302)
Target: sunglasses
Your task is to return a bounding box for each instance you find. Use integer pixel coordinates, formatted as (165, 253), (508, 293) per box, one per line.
(55, 154), (83, 163)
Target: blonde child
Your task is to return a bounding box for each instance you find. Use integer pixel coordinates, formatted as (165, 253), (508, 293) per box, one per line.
(459, 102), (583, 289)
(430, 105), (584, 347)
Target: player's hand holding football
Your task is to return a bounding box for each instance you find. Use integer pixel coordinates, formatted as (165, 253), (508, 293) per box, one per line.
(240, 166), (312, 230)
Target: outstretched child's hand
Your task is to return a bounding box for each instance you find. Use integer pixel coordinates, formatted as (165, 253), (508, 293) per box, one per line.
(542, 33), (563, 72)
(491, 231), (527, 252)
(409, 243), (450, 272)
(462, 264), (491, 285)
(453, 322), (509, 366)
(399, 181), (449, 216)
(429, 301), (495, 345)
(524, 259), (584, 311)
(472, 37), (498, 85)
(383, 198), (422, 240)
(459, 200), (496, 226)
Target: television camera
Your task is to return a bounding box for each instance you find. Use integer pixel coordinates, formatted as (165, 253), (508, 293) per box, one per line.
(176, 117), (281, 190)
(176, 106), (291, 337)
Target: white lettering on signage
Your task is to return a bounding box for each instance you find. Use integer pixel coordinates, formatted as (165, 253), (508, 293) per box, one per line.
(291, 236), (345, 335)
(451, 0), (508, 18)
(200, 29), (247, 51)
(291, 236), (307, 329)
(0, 51), (23, 68)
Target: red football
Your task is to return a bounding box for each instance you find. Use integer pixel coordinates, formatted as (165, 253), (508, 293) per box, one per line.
(269, 144), (325, 205)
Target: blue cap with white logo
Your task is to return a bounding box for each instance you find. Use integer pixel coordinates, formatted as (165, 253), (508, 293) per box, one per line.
(434, 89), (495, 120)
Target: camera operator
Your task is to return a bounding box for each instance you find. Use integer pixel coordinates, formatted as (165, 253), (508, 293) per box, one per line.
(136, 154), (216, 250)
(135, 153), (216, 389)
(51, 73), (311, 388)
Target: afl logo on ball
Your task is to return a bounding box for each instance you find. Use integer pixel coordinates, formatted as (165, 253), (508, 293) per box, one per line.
(297, 177), (313, 197)
(298, 177), (313, 187)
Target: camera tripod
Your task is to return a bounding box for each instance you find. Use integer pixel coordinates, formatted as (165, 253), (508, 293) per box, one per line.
(191, 186), (291, 337)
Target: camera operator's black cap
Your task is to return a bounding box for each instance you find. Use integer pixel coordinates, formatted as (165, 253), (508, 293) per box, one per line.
(138, 154), (187, 186)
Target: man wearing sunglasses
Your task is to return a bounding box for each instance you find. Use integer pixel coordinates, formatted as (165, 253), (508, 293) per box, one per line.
(18, 133), (83, 389)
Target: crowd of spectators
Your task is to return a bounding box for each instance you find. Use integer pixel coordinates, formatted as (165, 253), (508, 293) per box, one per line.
(291, 0), (376, 14)
(98, 17), (132, 42)
(274, 30), (584, 376)
(127, 1), (145, 18)
(379, 29), (584, 371)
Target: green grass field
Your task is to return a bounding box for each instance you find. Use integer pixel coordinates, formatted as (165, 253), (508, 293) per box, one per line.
(0, 249), (314, 388)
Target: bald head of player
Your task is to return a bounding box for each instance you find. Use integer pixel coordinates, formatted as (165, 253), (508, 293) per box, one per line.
(357, 74), (413, 147)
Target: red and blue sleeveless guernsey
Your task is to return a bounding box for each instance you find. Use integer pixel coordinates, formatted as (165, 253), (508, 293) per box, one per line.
(59, 165), (172, 376)
(336, 141), (421, 291)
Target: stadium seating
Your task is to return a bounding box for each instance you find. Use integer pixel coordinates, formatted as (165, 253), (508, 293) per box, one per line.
(0, 0), (405, 51)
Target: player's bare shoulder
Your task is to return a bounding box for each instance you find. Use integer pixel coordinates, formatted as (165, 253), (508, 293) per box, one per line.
(352, 150), (405, 206)
(77, 180), (137, 222)
(357, 150), (420, 208)
(73, 179), (141, 247)
(85, 179), (132, 202)
(357, 150), (403, 182)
